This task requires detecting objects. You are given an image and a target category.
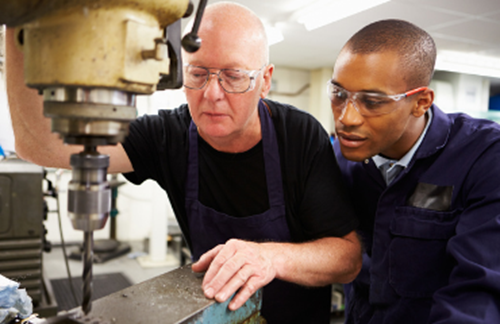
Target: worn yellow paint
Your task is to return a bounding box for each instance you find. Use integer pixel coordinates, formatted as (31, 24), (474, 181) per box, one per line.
(0, 0), (188, 93)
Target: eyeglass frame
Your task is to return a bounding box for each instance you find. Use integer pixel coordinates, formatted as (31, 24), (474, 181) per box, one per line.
(183, 64), (266, 94)
(326, 80), (428, 117)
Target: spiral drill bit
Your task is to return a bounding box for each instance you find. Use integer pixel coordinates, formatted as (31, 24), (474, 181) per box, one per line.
(82, 231), (94, 314)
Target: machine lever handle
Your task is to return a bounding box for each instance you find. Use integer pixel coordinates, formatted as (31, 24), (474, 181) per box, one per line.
(181, 0), (208, 53)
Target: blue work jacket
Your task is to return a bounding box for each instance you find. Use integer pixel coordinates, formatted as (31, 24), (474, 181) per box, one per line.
(334, 104), (500, 323)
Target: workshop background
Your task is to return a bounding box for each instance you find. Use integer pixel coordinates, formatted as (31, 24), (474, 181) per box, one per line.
(1, 0), (500, 322)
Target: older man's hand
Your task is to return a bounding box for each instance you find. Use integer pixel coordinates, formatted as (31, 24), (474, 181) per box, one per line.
(191, 239), (278, 311)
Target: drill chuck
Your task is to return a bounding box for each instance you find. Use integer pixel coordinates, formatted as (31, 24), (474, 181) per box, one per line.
(68, 150), (111, 232)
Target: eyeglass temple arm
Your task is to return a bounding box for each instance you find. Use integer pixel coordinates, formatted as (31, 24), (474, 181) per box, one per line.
(405, 86), (428, 97)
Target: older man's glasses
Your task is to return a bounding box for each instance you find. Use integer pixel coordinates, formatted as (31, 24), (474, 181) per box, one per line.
(327, 81), (428, 117)
(183, 64), (265, 93)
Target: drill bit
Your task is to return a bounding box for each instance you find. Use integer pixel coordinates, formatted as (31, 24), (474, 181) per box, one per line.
(67, 148), (111, 315)
(82, 231), (94, 314)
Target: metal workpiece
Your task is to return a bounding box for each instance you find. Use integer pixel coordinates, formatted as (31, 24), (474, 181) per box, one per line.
(25, 266), (265, 324)
(85, 265), (265, 324)
(77, 265), (264, 324)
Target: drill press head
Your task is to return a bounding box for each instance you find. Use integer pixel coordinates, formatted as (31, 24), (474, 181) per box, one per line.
(1, 0), (192, 231)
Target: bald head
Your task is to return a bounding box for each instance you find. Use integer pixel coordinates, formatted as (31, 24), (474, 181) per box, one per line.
(186, 2), (269, 67)
(341, 19), (436, 89)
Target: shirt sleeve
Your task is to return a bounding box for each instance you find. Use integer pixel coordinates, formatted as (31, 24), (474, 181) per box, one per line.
(428, 141), (500, 323)
(122, 113), (166, 184)
(121, 106), (190, 187)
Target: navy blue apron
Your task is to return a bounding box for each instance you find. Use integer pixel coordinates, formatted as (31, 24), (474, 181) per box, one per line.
(185, 99), (331, 324)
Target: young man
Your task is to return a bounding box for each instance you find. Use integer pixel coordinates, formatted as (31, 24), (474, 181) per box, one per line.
(6, 2), (361, 323)
(331, 19), (500, 323)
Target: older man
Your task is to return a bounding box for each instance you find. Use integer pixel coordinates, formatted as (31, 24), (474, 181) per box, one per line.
(6, 2), (361, 323)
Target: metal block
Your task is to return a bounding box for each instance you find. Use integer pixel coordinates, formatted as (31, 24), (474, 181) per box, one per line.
(80, 265), (265, 324)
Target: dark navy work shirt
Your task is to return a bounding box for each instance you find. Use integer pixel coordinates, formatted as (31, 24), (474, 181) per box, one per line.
(334, 104), (500, 323)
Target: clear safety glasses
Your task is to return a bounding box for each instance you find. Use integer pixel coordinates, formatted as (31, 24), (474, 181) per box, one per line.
(327, 80), (428, 116)
(184, 64), (265, 93)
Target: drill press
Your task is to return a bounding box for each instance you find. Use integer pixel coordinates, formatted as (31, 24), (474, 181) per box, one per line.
(0, 0), (207, 316)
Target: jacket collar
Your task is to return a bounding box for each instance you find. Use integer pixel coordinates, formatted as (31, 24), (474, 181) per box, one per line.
(413, 104), (451, 160)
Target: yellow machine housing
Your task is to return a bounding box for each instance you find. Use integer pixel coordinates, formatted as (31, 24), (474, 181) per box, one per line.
(1, 0), (188, 93)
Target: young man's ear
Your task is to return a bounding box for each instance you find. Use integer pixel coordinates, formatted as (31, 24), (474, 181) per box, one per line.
(412, 88), (434, 118)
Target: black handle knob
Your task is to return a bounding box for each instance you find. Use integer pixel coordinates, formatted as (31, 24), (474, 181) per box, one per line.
(182, 32), (202, 53)
(181, 0), (208, 53)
